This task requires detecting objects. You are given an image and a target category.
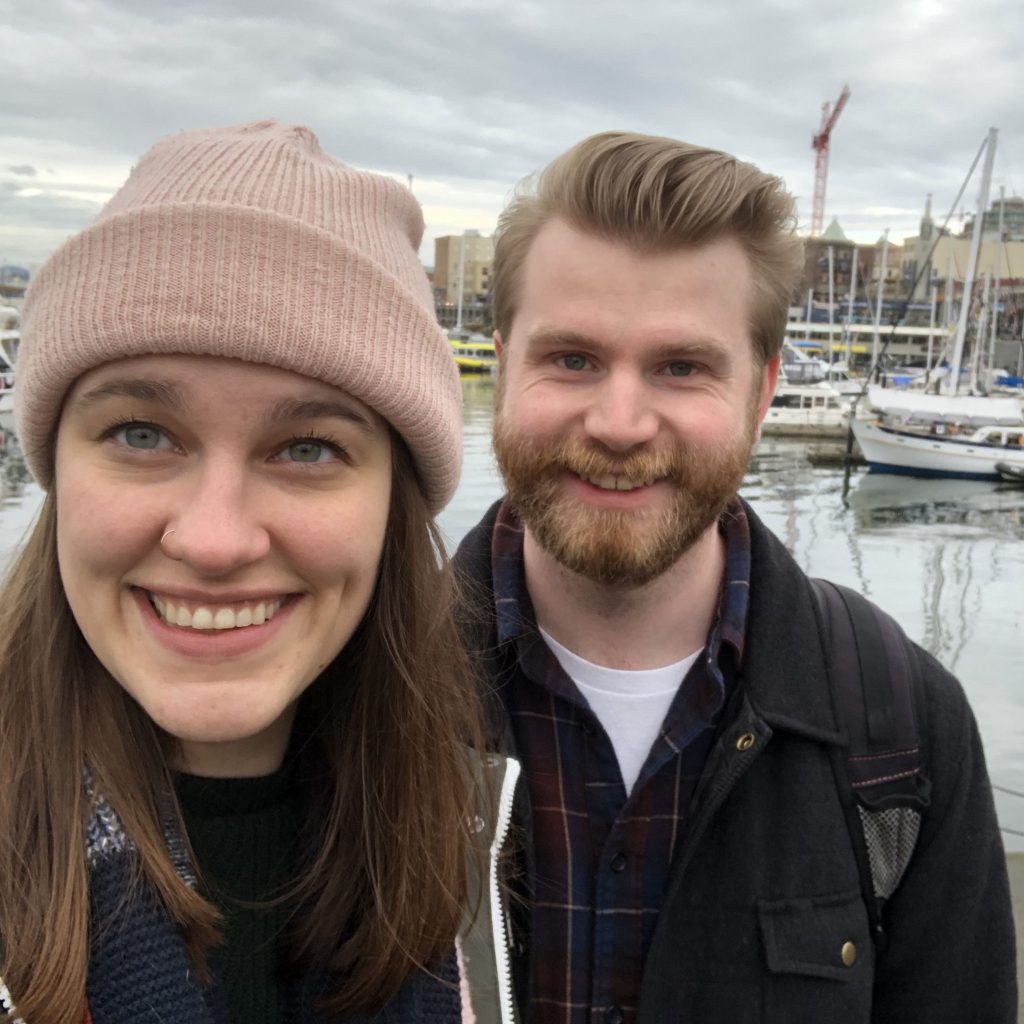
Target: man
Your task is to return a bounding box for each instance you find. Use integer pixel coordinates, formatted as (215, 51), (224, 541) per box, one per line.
(454, 132), (1016, 1024)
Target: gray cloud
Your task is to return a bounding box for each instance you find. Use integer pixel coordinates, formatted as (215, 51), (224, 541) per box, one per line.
(2, 0), (1022, 263)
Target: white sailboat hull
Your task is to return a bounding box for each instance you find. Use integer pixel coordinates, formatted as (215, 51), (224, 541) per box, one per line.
(851, 417), (1024, 479)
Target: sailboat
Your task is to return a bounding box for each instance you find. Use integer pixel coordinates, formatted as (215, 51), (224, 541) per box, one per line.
(851, 127), (1024, 479)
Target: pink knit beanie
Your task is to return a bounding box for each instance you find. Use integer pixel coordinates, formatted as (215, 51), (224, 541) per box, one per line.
(16, 120), (461, 510)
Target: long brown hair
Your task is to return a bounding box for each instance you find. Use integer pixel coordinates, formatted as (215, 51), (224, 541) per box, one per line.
(0, 438), (483, 1022)
(493, 130), (805, 367)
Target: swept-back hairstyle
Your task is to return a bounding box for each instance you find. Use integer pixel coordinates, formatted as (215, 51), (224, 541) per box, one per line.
(493, 130), (805, 366)
(0, 437), (483, 1022)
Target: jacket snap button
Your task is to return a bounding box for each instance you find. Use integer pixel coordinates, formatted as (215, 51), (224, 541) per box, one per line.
(604, 1007), (624, 1024)
(610, 851), (628, 873)
(735, 732), (756, 751)
(841, 940), (857, 967)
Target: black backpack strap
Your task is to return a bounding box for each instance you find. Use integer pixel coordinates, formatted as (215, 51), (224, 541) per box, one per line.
(810, 579), (932, 948)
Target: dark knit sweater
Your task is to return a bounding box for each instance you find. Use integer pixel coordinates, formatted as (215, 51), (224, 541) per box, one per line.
(176, 771), (296, 1024)
(79, 770), (475, 1023)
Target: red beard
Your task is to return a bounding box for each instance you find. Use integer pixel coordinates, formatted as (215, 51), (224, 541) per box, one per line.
(493, 416), (756, 587)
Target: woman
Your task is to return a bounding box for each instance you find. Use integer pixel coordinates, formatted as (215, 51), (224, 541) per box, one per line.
(0, 122), (517, 1024)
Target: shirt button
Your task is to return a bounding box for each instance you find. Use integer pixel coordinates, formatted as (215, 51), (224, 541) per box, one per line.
(605, 1006), (624, 1024)
(610, 851), (628, 873)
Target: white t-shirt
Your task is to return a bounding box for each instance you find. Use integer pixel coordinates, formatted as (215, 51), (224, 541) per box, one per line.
(539, 627), (702, 796)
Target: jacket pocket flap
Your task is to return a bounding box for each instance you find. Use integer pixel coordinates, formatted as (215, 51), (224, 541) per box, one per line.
(757, 890), (868, 982)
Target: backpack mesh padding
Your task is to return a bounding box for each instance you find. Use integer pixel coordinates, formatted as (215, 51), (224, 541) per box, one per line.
(857, 805), (922, 899)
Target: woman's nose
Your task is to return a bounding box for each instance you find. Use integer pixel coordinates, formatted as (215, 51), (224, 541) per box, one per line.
(158, 461), (270, 575)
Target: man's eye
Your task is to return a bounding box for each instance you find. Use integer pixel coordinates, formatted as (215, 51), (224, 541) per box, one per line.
(665, 362), (694, 377)
(558, 353), (590, 371)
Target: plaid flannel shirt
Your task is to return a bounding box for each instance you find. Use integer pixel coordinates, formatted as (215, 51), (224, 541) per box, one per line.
(492, 498), (751, 1024)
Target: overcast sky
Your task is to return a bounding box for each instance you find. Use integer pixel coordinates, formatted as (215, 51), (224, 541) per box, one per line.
(2, 0), (1021, 268)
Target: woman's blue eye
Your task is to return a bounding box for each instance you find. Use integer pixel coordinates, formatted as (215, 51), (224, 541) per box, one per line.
(115, 424), (170, 449)
(286, 440), (331, 463)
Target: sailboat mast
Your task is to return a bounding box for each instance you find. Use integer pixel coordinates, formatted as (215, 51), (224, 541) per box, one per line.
(845, 252), (857, 367)
(991, 184), (1005, 362)
(948, 127), (998, 395)
(827, 245), (835, 368)
(871, 230), (889, 374)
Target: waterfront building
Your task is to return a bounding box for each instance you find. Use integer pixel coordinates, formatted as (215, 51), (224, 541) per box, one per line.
(963, 194), (1024, 241)
(433, 230), (494, 328)
(0, 265), (29, 300)
(801, 222), (904, 308)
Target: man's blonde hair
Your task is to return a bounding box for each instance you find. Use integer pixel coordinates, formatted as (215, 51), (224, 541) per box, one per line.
(493, 131), (804, 365)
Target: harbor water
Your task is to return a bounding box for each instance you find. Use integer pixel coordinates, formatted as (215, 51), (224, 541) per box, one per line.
(0, 377), (1022, 851)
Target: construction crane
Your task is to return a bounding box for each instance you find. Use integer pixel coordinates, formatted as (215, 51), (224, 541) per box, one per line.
(810, 84), (851, 236)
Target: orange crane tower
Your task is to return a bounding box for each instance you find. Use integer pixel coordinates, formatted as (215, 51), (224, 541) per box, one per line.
(810, 84), (851, 236)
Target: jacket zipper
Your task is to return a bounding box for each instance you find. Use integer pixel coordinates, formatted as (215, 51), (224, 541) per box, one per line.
(489, 756), (522, 1024)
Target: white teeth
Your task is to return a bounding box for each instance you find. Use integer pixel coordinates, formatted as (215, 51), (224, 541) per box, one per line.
(213, 608), (235, 630)
(585, 473), (652, 491)
(150, 594), (284, 631)
(192, 608), (214, 629)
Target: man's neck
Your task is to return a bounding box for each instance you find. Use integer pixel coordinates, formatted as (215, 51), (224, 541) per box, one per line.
(523, 523), (726, 670)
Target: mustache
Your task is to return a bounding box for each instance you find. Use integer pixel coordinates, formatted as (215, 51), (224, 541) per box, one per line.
(514, 437), (695, 483)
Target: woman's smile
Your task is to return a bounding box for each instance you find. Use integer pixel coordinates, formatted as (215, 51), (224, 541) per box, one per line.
(145, 589), (289, 630)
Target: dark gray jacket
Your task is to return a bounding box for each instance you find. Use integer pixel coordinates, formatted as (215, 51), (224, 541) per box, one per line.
(454, 498), (1017, 1024)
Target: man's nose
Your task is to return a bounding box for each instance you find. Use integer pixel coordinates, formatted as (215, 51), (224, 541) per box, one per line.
(582, 371), (660, 453)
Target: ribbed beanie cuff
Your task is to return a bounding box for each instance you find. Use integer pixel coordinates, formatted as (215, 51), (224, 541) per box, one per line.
(16, 121), (461, 511)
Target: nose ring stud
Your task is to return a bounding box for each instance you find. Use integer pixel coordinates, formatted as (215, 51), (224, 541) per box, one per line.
(160, 529), (177, 556)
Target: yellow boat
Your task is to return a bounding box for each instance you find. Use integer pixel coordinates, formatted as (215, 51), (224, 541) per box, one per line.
(449, 335), (498, 374)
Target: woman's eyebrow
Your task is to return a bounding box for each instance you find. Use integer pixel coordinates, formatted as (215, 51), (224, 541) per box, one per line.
(72, 378), (189, 411)
(71, 382), (378, 436)
(265, 398), (378, 436)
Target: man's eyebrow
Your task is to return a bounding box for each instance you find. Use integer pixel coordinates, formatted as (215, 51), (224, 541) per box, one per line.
(265, 398), (379, 436)
(526, 328), (735, 360)
(72, 378), (190, 411)
(525, 328), (593, 349)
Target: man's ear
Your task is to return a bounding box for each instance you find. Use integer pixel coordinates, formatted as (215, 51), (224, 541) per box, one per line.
(757, 354), (781, 421)
(493, 330), (504, 358)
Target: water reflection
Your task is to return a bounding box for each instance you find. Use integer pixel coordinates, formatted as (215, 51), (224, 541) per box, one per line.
(846, 473), (1024, 533)
(0, 422), (45, 569)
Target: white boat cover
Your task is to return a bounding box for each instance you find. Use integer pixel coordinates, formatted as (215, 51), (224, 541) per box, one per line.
(866, 386), (1024, 425)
